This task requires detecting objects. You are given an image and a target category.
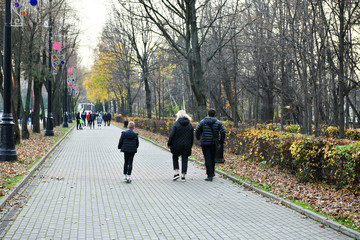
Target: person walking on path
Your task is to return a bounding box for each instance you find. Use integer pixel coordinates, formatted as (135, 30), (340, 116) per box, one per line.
(196, 109), (225, 181)
(107, 112), (112, 126)
(167, 110), (194, 182)
(102, 112), (108, 126)
(86, 112), (91, 128)
(118, 121), (139, 183)
(76, 112), (82, 130)
(97, 114), (103, 128)
(81, 111), (87, 127)
(90, 112), (96, 129)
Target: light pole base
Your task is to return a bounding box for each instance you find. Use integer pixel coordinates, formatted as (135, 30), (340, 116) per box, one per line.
(45, 115), (54, 136)
(62, 112), (68, 127)
(0, 114), (17, 161)
(0, 148), (17, 161)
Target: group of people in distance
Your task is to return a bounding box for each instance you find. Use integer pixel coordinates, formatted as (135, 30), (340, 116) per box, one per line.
(76, 111), (112, 130)
(117, 109), (225, 183)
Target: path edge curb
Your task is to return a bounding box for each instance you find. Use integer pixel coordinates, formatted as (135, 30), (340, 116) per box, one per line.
(0, 126), (75, 209)
(136, 132), (360, 240)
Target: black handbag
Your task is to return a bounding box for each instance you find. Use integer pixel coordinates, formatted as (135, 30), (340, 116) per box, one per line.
(209, 123), (225, 163)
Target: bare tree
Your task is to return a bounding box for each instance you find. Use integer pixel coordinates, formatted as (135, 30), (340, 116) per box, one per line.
(126, 0), (244, 120)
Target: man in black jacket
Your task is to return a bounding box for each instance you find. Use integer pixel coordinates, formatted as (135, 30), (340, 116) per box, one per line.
(196, 109), (225, 181)
(118, 121), (139, 183)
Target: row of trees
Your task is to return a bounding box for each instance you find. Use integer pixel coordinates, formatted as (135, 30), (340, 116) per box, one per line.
(86, 0), (360, 138)
(0, 0), (84, 144)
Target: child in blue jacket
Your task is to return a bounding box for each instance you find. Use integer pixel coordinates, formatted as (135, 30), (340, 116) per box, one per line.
(118, 121), (139, 182)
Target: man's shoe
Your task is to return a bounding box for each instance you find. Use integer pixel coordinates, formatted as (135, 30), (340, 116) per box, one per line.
(181, 177), (186, 182)
(172, 174), (180, 181)
(205, 177), (213, 181)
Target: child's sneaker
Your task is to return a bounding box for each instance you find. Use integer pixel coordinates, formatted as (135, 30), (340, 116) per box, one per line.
(181, 176), (186, 182)
(172, 174), (180, 181)
(127, 176), (132, 183)
(124, 175), (128, 181)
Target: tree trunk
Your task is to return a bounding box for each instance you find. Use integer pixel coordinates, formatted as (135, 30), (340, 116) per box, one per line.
(21, 79), (32, 140)
(144, 71), (151, 119)
(41, 95), (46, 130)
(254, 77), (260, 128)
(345, 97), (350, 129)
(53, 73), (63, 126)
(21, 32), (36, 139)
(219, 49), (239, 126)
(189, 1), (207, 119)
(12, 29), (23, 144)
(126, 78), (132, 116)
(33, 78), (42, 133)
(338, 0), (346, 138)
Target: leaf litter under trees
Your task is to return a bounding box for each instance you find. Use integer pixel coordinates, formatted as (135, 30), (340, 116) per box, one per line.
(0, 130), (62, 197)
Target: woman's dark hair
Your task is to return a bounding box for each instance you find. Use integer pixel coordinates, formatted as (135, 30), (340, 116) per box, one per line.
(208, 109), (216, 117)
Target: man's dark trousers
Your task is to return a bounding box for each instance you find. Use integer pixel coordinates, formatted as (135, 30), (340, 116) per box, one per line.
(202, 144), (216, 177)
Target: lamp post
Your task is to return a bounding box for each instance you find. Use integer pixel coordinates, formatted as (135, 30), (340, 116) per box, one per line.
(0, 0), (17, 161)
(68, 70), (76, 122)
(62, 76), (68, 127)
(67, 89), (72, 123)
(45, 0), (54, 136)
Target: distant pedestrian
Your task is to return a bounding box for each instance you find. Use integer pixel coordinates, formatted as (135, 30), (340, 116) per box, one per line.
(90, 112), (95, 129)
(97, 114), (103, 128)
(81, 111), (86, 126)
(107, 112), (112, 126)
(118, 121), (139, 183)
(86, 112), (91, 127)
(195, 109), (225, 181)
(76, 112), (82, 130)
(167, 110), (193, 182)
(103, 112), (108, 126)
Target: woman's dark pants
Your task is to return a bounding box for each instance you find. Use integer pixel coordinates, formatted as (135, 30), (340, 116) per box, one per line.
(172, 154), (189, 174)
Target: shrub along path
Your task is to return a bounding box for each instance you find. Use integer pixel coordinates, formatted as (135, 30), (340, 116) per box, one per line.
(130, 126), (360, 231)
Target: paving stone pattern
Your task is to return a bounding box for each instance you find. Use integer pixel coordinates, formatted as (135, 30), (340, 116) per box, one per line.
(2, 125), (350, 239)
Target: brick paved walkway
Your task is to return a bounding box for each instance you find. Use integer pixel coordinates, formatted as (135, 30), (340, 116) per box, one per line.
(0, 125), (351, 239)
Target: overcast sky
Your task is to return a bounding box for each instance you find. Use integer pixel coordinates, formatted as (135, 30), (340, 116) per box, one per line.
(68, 0), (112, 69)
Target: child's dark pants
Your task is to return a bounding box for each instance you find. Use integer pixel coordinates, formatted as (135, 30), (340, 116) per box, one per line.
(124, 152), (135, 175)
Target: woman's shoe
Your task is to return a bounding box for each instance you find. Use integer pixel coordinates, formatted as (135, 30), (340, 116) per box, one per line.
(172, 174), (180, 181)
